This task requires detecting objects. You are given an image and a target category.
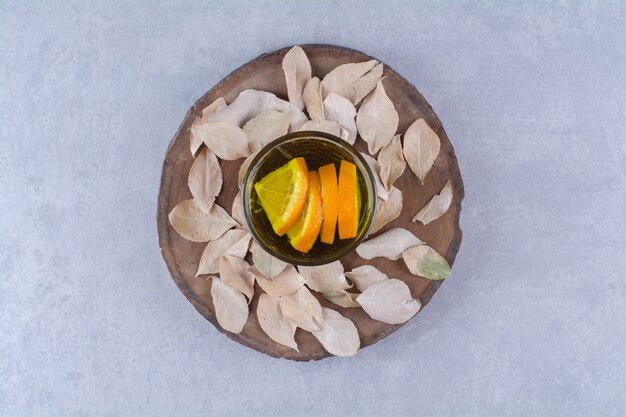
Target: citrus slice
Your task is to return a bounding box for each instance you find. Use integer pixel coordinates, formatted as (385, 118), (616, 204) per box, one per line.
(337, 160), (361, 239)
(287, 171), (323, 253)
(318, 163), (339, 244)
(254, 157), (309, 236)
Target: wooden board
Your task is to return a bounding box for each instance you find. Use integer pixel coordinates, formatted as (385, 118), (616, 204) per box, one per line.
(157, 44), (464, 361)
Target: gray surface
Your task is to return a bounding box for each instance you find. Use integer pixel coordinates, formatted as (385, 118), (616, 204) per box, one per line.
(1, 1), (625, 416)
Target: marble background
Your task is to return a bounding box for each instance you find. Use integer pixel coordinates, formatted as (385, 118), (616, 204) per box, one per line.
(1, 1), (625, 416)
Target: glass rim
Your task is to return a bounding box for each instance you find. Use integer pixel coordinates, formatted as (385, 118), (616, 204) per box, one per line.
(241, 130), (378, 266)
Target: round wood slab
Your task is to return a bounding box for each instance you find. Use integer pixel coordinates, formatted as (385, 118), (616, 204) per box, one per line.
(157, 44), (464, 361)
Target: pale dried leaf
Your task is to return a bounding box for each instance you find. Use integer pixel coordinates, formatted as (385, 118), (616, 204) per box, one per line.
(225, 230), (251, 257)
(343, 62), (384, 105)
(190, 122), (250, 161)
(204, 89), (307, 130)
(298, 261), (351, 293)
(282, 45), (311, 111)
(321, 60), (380, 105)
(196, 229), (250, 276)
(356, 227), (424, 260)
(311, 308), (360, 357)
(191, 97), (227, 155)
(298, 119), (343, 138)
(251, 244), (288, 278)
(412, 180), (453, 225)
(339, 127), (350, 142)
(356, 79), (399, 154)
(345, 265), (389, 292)
(360, 153), (390, 201)
(402, 245), (451, 280)
(238, 153), (256, 188)
(302, 77), (324, 121)
(378, 134), (406, 191)
(231, 190), (245, 226)
(323, 290), (360, 308)
(357, 279), (421, 324)
(207, 203), (237, 238)
(168, 199), (211, 242)
(211, 277), (248, 333)
(369, 187), (403, 234)
(188, 148), (222, 211)
(190, 135), (204, 159)
(257, 294), (298, 351)
(201, 97), (227, 121)
(323, 93), (357, 144)
(279, 286), (323, 332)
(243, 110), (290, 153)
(168, 199), (236, 242)
(251, 265), (305, 296)
(403, 118), (441, 184)
(219, 255), (254, 301)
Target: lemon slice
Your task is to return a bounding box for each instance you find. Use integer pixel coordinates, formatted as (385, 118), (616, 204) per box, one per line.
(287, 171), (323, 253)
(318, 163), (339, 244)
(254, 157), (309, 236)
(337, 160), (361, 239)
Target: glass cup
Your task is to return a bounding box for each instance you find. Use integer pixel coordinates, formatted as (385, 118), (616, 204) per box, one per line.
(241, 131), (377, 266)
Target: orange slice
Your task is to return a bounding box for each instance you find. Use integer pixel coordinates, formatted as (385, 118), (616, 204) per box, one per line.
(318, 163), (339, 244)
(337, 160), (361, 239)
(254, 157), (309, 236)
(287, 171), (323, 253)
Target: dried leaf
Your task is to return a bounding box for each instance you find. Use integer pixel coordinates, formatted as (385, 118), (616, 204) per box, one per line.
(356, 227), (424, 260)
(345, 62), (384, 105)
(251, 265), (305, 296)
(345, 265), (389, 292)
(323, 93), (357, 144)
(168, 199), (236, 242)
(191, 97), (227, 155)
(224, 229), (251, 256)
(204, 89), (307, 131)
(257, 294), (298, 351)
(279, 286), (322, 332)
(211, 277), (248, 333)
(413, 180), (453, 225)
(231, 190), (245, 226)
(356, 279), (421, 324)
(201, 97), (227, 121)
(302, 77), (324, 121)
(298, 119), (343, 138)
(402, 245), (451, 280)
(311, 307), (360, 357)
(251, 243), (288, 278)
(356, 79), (399, 154)
(238, 153), (256, 188)
(378, 134), (406, 191)
(243, 110), (290, 153)
(188, 148), (222, 212)
(360, 153), (390, 201)
(219, 255), (254, 301)
(196, 229), (251, 276)
(323, 290), (360, 308)
(403, 118), (441, 184)
(282, 45), (311, 111)
(369, 186), (403, 234)
(190, 122), (250, 161)
(190, 136), (203, 159)
(206, 203), (237, 238)
(321, 60), (381, 105)
(298, 261), (351, 293)
(168, 199), (217, 243)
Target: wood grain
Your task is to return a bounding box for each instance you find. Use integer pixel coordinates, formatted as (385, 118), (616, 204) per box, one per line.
(157, 44), (464, 361)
